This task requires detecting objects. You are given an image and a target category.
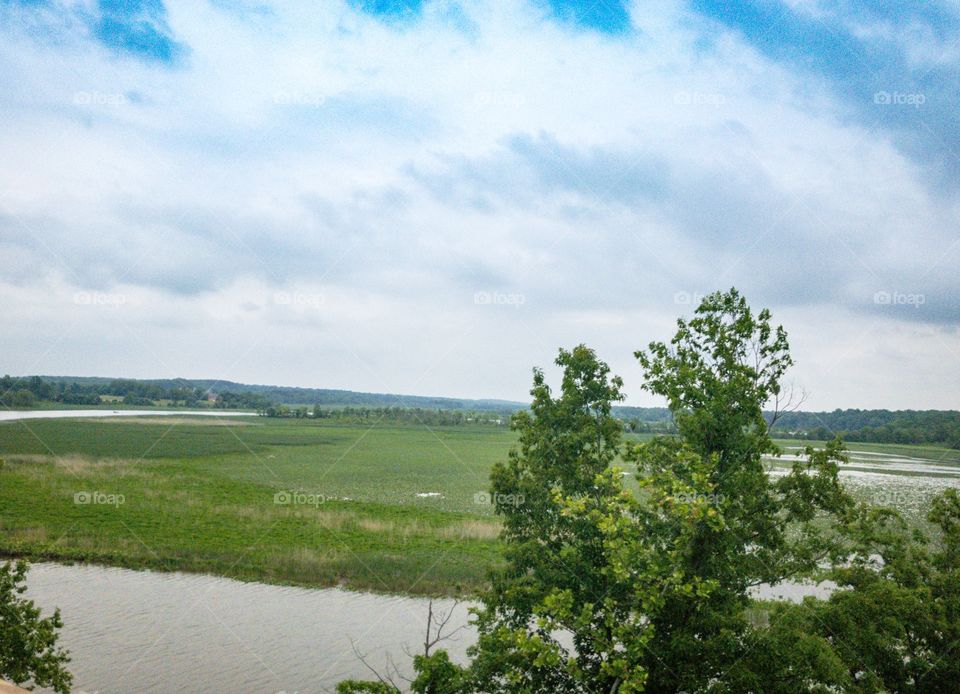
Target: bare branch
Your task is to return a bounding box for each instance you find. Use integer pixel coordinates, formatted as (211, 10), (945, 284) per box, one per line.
(423, 600), (433, 656)
(422, 599), (468, 657)
(349, 638), (402, 691)
(767, 382), (808, 429)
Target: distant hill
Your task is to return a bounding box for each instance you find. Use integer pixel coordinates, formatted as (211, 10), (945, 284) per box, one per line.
(7, 374), (958, 447)
(38, 375), (525, 412)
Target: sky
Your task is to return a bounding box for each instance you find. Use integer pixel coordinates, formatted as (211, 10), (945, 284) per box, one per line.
(0, 0), (958, 410)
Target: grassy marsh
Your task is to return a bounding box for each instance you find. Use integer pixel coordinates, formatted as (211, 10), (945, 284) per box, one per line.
(1, 417), (956, 595)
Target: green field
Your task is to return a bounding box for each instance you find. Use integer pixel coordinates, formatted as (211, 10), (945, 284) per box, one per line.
(1, 416), (957, 596)
(0, 416), (514, 595)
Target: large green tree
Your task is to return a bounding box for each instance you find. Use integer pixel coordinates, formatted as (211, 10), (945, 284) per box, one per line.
(465, 345), (685, 693)
(339, 289), (959, 693)
(632, 288), (856, 691)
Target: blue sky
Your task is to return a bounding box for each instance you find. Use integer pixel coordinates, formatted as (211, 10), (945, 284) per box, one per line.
(93, 0), (187, 64)
(0, 0), (957, 408)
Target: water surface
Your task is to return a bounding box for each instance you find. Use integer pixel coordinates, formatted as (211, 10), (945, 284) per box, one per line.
(25, 562), (473, 694)
(22, 562), (838, 694)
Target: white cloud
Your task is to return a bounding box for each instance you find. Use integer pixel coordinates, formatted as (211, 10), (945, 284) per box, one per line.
(0, 0), (957, 408)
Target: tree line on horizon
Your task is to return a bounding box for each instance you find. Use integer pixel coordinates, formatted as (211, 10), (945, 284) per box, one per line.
(2, 374), (959, 449)
(261, 404), (511, 426)
(0, 375), (272, 411)
(622, 408), (960, 448)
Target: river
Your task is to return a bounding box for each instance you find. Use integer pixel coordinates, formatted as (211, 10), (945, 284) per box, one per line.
(20, 561), (837, 694)
(24, 562), (473, 694)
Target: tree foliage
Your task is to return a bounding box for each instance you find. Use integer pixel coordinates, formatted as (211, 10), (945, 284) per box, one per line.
(0, 560), (72, 693)
(338, 289), (960, 693)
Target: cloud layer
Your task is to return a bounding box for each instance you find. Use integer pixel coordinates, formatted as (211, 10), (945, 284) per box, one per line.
(1, 0), (958, 408)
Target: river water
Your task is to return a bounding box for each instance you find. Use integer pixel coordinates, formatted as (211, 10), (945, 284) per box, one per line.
(24, 562), (474, 694)
(20, 561), (836, 694)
